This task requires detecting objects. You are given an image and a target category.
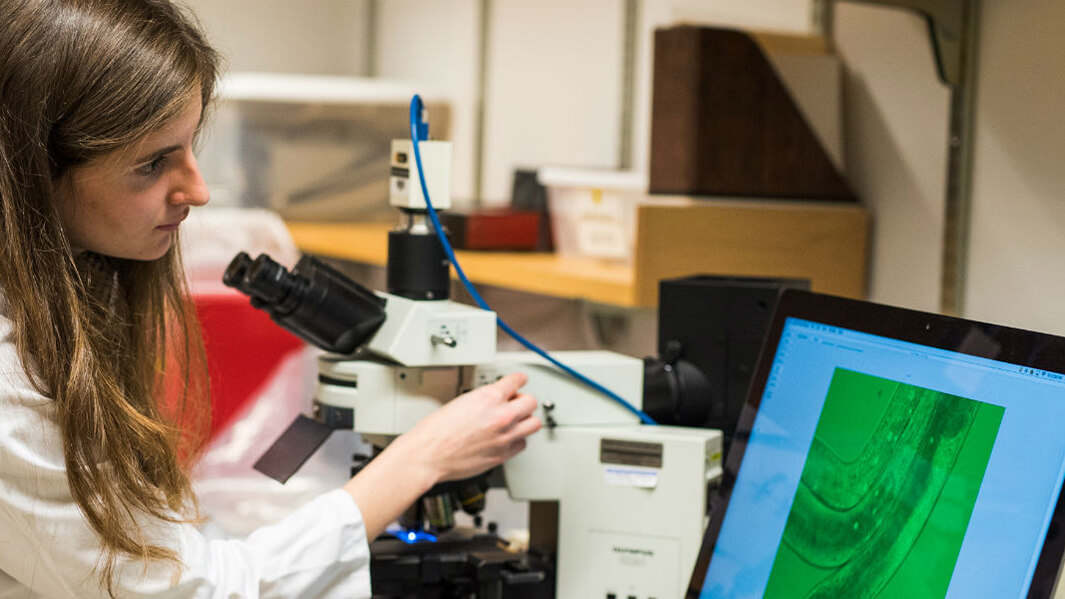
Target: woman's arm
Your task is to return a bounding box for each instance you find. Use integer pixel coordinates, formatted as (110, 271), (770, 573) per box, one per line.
(0, 368), (537, 598)
(0, 382), (372, 598)
(343, 372), (541, 540)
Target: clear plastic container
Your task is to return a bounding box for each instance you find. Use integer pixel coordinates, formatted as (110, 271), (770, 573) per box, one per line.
(537, 167), (648, 262)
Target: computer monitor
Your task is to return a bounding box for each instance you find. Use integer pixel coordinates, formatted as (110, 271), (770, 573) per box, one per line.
(687, 290), (1065, 598)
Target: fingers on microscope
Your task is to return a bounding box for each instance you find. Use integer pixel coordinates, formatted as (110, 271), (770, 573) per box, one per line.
(492, 372), (528, 399)
(511, 413), (542, 439)
(503, 438), (528, 461)
(508, 392), (538, 413)
(491, 394), (540, 437)
(495, 393), (536, 430)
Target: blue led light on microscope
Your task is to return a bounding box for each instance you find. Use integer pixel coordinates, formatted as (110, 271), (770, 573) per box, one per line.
(390, 528), (438, 544)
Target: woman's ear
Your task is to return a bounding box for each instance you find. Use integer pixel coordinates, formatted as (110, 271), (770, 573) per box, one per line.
(52, 169), (73, 202)
(50, 171), (84, 253)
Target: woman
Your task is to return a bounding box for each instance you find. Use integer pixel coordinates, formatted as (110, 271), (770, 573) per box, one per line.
(0, 1), (541, 597)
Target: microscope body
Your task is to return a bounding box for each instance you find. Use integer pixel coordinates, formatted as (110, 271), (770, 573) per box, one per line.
(314, 293), (493, 443)
(313, 308), (723, 599)
(474, 354), (723, 599)
(228, 129), (722, 597)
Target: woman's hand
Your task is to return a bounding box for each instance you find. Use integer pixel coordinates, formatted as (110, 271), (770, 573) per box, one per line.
(394, 372), (541, 483)
(343, 373), (541, 539)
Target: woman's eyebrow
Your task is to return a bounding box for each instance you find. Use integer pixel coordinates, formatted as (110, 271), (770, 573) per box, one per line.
(134, 144), (182, 164)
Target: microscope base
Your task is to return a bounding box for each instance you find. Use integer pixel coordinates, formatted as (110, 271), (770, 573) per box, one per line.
(370, 529), (554, 599)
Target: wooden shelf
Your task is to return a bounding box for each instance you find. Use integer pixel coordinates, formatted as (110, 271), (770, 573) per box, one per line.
(286, 199), (868, 308)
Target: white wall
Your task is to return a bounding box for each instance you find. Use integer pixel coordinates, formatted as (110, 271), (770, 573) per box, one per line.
(376, 0), (627, 205)
(373, 0), (824, 204)
(181, 0), (369, 76)
(833, 4), (951, 313)
(669, 0), (818, 35)
(374, 0), (481, 206)
(832, 0), (1065, 333)
(480, 0), (625, 204)
(964, 0), (1065, 336)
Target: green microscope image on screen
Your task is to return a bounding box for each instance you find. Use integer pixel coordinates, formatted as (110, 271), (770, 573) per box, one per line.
(763, 368), (1004, 598)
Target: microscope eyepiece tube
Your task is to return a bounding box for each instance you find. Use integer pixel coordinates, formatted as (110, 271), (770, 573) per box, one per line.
(223, 252), (388, 354)
(222, 251), (254, 293)
(245, 253), (300, 304)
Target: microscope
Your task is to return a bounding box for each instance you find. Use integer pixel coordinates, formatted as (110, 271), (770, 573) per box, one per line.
(223, 112), (723, 599)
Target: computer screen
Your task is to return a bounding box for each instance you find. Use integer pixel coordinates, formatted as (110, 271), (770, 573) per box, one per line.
(688, 291), (1065, 598)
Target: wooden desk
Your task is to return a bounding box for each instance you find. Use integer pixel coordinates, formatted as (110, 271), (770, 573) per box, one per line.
(286, 200), (869, 308)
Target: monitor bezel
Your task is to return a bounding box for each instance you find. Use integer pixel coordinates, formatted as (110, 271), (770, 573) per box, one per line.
(685, 289), (1065, 599)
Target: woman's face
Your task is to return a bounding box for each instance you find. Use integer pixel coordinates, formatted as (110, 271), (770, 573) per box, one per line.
(54, 93), (210, 261)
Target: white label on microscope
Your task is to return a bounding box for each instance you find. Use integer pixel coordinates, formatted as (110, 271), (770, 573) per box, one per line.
(604, 465), (659, 489)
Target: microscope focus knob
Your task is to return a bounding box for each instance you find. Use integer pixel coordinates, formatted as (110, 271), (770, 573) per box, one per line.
(431, 334), (458, 348)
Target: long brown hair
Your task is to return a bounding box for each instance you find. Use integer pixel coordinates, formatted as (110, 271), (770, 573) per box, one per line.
(0, 0), (220, 592)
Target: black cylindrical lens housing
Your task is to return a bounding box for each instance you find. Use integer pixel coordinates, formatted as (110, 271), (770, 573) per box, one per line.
(387, 228), (450, 301)
(642, 356), (713, 426)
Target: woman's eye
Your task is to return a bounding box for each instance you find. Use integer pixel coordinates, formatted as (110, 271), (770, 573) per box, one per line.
(136, 155), (168, 177)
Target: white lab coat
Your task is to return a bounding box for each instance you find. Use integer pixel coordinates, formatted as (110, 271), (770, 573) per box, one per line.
(0, 312), (372, 598)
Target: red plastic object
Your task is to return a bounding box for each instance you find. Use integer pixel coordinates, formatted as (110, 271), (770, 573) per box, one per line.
(194, 292), (305, 440)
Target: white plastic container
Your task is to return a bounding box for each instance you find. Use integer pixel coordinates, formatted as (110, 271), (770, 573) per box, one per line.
(537, 167), (649, 262)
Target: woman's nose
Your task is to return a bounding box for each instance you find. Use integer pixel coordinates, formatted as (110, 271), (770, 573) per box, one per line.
(168, 151), (210, 207)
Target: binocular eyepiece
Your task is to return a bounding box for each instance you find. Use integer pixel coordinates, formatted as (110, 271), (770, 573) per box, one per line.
(224, 252), (387, 355)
